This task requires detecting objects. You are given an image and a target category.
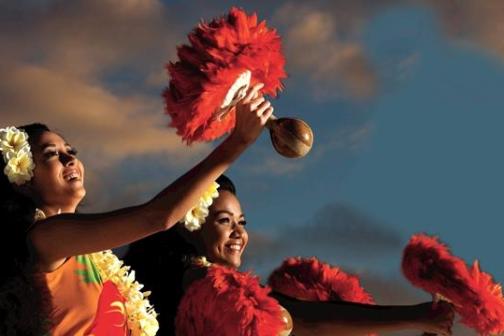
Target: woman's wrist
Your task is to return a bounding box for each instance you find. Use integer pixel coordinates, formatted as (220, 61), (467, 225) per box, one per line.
(227, 130), (255, 146)
(218, 133), (252, 160)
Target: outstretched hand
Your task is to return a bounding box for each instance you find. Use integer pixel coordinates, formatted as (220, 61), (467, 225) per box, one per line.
(417, 300), (455, 336)
(228, 83), (274, 146)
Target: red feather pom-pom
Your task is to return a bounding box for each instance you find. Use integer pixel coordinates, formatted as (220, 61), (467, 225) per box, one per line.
(175, 265), (285, 336)
(402, 234), (504, 335)
(164, 7), (286, 143)
(268, 257), (375, 304)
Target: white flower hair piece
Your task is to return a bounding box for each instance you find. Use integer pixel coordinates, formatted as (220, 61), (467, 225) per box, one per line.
(0, 126), (35, 185)
(183, 181), (220, 231)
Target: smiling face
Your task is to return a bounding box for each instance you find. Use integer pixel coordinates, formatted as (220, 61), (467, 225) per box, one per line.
(198, 190), (248, 269)
(28, 131), (85, 213)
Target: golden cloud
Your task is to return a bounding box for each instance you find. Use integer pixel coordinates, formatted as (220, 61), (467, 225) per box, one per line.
(0, 63), (206, 163)
(0, 0), (205, 167)
(2, 0), (175, 79)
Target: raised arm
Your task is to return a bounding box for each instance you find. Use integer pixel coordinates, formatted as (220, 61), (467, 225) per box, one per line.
(272, 292), (454, 336)
(29, 84), (273, 271)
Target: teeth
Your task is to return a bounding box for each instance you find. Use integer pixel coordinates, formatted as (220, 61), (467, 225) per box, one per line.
(228, 244), (241, 251)
(65, 172), (79, 181)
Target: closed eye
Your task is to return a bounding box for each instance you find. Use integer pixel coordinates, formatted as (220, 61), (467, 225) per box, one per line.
(43, 147), (78, 161)
(67, 147), (78, 156)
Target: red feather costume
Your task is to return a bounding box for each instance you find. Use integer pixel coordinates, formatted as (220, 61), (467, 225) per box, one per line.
(175, 265), (285, 336)
(402, 233), (504, 335)
(268, 257), (375, 304)
(164, 7), (286, 143)
(176, 257), (381, 336)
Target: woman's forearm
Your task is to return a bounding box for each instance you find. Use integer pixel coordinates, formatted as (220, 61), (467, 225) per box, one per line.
(29, 135), (250, 268)
(30, 83), (269, 271)
(146, 83), (271, 232)
(146, 134), (249, 231)
(273, 293), (422, 336)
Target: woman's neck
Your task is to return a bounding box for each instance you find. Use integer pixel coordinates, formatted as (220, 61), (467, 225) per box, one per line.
(39, 205), (77, 217)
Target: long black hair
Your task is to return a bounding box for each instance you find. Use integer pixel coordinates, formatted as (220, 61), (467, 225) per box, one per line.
(0, 123), (52, 335)
(124, 175), (236, 335)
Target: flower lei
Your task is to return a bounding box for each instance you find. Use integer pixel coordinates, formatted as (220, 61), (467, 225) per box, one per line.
(0, 126), (35, 185)
(182, 181), (219, 231)
(188, 255), (213, 268)
(89, 251), (159, 336)
(33, 211), (159, 336)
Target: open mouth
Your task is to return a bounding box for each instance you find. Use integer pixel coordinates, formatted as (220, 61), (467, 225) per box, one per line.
(63, 170), (81, 182)
(225, 242), (243, 254)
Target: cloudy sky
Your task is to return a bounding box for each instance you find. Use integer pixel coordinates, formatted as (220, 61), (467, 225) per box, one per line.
(2, 1), (504, 334)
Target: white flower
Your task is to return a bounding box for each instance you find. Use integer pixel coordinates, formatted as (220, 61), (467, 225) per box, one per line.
(183, 206), (207, 231)
(183, 181), (219, 231)
(0, 126), (35, 185)
(90, 250), (159, 336)
(4, 147), (35, 185)
(0, 126), (29, 158)
(34, 208), (47, 222)
(200, 181), (220, 207)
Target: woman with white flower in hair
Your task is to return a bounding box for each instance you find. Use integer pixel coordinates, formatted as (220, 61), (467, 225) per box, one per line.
(125, 175), (456, 336)
(0, 84), (272, 335)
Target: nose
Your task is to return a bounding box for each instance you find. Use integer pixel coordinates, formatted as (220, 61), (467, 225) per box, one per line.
(230, 222), (244, 238)
(59, 152), (76, 166)
(230, 230), (241, 239)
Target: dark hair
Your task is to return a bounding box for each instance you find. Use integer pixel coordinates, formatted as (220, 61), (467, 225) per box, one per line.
(124, 175), (236, 335)
(215, 174), (236, 195)
(0, 123), (52, 335)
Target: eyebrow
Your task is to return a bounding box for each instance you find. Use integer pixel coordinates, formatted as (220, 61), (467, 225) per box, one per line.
(214, 210), (245, 218)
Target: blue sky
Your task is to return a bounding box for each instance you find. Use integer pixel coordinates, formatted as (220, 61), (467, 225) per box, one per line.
(2, 1), (504, 333)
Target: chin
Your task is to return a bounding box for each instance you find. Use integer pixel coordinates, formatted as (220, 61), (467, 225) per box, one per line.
(78, 188), (86, 199)
(215, 257), (241, 269)
(228, 258), (241, 269)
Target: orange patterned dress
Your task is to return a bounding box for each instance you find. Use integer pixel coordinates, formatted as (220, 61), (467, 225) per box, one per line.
(44, 255), (129, 336)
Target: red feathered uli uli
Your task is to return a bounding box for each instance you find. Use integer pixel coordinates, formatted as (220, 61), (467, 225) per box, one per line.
(402, 233), (504, 335)
(164, 7), (286, 143)
(268, 257), (374, 304)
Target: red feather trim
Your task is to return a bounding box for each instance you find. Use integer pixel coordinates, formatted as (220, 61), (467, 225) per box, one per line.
(164, 7), (287, 143)
(175, 265), (285, 336)
(268, 257), (374, 304)
(402, 234), (504, 335)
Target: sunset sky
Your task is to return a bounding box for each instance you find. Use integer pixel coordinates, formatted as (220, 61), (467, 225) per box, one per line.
(2, 1), (504, 334)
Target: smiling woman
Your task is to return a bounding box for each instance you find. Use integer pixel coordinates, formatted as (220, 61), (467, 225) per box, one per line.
(197, 177), (248, 269)
(0, 83), (271, 336)
(29, 130), (85, 218)
(124, 175), (455, 336)
(125, 175), (266, 334)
